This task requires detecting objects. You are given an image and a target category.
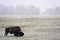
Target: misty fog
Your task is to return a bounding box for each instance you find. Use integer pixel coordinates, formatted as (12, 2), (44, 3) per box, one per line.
(0, 5), (60, 18)
(0, 5), (40, 16)
(43, 7), (60, 16)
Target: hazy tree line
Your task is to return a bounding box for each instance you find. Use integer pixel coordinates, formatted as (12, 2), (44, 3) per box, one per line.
(0, 5), (60, 16)
(44, 7), (60, 16)
(0, 5), (40, 15)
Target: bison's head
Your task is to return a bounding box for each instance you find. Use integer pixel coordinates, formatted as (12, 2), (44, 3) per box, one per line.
(19, 32), (24, 36)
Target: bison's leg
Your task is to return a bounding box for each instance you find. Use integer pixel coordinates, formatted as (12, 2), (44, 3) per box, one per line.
(4, 28), (10, 36)
(4, 29), (9, 36)
(4, 32), (8, 36)
(14, 32), (18, 37)
(13, 31), (19, 36)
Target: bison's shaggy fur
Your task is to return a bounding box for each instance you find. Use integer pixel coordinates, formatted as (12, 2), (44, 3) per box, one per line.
(4, 26), (24, 37)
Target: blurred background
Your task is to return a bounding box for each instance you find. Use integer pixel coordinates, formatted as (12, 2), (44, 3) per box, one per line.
(0, 0), (60, 18)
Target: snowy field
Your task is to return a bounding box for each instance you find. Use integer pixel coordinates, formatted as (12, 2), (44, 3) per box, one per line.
(0, 18), (60, 40)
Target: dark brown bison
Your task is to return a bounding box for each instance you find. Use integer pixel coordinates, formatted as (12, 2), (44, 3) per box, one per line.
(4, 26), (24, 37)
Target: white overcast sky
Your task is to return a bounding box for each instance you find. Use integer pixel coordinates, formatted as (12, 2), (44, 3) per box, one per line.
(0, 0), (60, 15)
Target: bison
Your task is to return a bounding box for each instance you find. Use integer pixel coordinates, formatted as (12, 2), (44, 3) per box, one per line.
(4, 26), (24, 37)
